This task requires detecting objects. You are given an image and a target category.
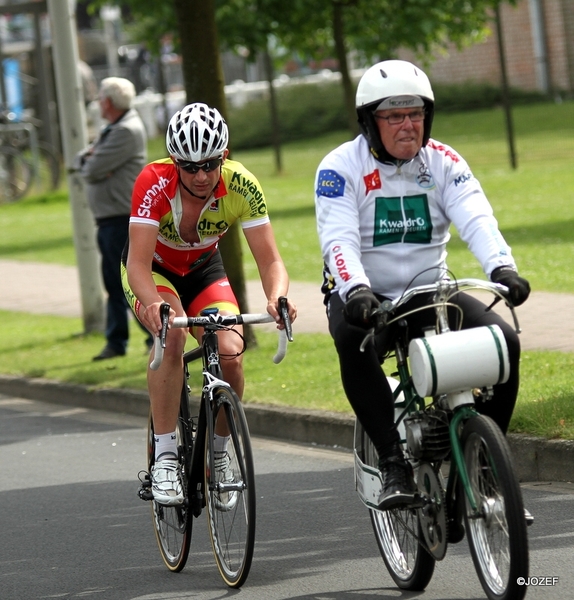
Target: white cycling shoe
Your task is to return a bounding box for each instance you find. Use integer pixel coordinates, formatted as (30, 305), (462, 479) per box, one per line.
(151, 458), (184, 506)
(213, 452), (238, 511)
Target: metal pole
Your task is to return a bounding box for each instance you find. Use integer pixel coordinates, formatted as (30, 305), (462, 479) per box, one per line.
(46, 0), (104, 333)
(101, 5), (120, 77)
(495, 3), (518, 170)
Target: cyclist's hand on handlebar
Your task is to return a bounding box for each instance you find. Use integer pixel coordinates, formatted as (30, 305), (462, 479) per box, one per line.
(344, 285), (380, 328)
(268, 296), (296, 336)
(141, 300), (176, 336)
(491, 266), (531, 307)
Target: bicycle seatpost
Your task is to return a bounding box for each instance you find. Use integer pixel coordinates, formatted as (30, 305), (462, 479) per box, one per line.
(278, 296), (293, 342)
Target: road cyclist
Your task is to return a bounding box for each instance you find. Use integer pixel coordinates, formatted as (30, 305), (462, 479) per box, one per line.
(122, 102), (296, 508)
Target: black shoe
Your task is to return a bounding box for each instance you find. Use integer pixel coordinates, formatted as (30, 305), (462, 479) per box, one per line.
(93, 346), (126, 361)
(447, 519), (465, 544)
(524, 508), (534, 526)
(448, 488), (466, 543)
(378, 447), (417, 510)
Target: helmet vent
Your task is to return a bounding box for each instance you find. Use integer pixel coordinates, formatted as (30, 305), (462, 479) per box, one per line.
(165, 102), (229, 162)
(380, 68), (388, 78)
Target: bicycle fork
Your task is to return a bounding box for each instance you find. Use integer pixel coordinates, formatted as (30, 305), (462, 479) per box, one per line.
(445, 405), (481, 514)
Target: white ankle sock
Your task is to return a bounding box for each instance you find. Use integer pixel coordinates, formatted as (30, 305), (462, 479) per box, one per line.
(154, 431), (178, 461)
(213, 434), (230, 454)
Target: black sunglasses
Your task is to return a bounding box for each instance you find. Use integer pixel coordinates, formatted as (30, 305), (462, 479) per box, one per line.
(177, 157), (222, 174)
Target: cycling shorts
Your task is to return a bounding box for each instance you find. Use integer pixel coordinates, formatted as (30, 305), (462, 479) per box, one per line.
(121, 250), (239, 324)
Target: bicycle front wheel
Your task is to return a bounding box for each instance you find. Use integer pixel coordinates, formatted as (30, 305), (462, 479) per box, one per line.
(360, 422), (435, 591)
(205, 386), (256, 588)
(461, 415), (529, 600)
(148, 409), (192, 572)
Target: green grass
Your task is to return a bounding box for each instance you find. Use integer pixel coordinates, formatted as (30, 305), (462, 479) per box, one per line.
(0, 310), (573, 439)
(2, 101), (574, 440)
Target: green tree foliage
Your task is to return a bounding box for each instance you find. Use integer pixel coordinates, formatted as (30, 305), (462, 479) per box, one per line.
(266, 0), (513, 134)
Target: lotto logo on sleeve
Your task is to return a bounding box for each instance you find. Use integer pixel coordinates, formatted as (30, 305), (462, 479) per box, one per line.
(317, 170), (346, 198)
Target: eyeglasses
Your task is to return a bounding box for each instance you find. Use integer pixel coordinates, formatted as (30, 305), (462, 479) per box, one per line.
(177, 157), (222, 174)
(374, 110), (426, 125)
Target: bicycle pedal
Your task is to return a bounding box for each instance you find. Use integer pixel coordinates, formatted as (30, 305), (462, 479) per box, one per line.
(411, 494), (426, 509)
(138, 486), (154, 501)
(138, 473), (153, 501)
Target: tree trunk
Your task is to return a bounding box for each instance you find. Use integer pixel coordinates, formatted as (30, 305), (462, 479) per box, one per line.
(172, 0), (255, 345)
(173, 0), (225, 108)
(333, 1), (359, 136)
(263, 45), (282, 174)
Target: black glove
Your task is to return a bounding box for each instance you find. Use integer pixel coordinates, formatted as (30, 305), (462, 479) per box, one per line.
(344, 285), (380, 328)
(491, 266), (531, 307)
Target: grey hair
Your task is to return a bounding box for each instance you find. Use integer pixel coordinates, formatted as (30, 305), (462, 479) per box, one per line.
(99, 77), (136, 110)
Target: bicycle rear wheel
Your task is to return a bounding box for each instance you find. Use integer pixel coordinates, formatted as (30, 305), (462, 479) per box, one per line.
(205, 386), (256, 588)
(148, 408), (192, 572)
(461, 415), (528, 600)
(360, 423), (435, 591)
(0, 147), (32, 202)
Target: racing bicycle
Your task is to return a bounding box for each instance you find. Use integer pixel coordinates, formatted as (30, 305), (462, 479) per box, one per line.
(353, 277), (529, 600)
(138, 299), (292, 587)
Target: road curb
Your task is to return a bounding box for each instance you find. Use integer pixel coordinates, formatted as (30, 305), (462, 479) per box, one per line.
(1, 374), (572, 483)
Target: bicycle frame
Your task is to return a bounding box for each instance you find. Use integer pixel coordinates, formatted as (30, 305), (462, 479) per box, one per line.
(183, 322), (247, 517)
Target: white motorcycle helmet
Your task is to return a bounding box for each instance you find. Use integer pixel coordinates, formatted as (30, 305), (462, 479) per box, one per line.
(166, 102), (228, 162)
(356, 60), (435, 161)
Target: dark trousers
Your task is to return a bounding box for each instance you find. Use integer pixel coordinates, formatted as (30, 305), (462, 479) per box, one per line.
(97, 216), (152, 352)
(327, 290), (521, 459)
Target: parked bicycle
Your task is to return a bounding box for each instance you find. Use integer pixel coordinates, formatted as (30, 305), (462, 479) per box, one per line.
(138, 299), (292, 587)
(0, 109), (61, 202)
(353, 277), (529, 600)
(0, 141), (31, 203)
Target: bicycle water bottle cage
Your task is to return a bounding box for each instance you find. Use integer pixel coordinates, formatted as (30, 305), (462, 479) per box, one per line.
(201, 308), (219, 316)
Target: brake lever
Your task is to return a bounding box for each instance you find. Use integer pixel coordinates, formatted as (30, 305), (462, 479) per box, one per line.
(278, 296), (293, 342)
(485, 294), (521, 333)
(485, 296), (502, 312)
(359, 328), (375, 353)
(159, 302), (170, 348)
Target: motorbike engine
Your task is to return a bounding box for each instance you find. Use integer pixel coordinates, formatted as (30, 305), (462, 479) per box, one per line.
(404, 409), (450, 461)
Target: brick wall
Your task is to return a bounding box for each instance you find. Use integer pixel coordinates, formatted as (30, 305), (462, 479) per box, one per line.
(399, 0), (573, 94)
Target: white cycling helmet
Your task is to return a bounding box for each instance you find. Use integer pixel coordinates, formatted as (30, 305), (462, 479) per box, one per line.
(356, 60), (435, 160)
(166, 102), (228, 162)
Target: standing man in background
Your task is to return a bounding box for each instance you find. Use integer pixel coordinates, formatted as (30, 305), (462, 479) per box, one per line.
(75, 76), (153, 360)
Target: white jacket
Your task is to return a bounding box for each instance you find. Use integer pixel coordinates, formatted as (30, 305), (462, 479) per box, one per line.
(315, 135), (515, 301)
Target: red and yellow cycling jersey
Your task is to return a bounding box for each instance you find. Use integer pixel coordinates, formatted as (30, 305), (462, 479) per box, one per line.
(130, 158), (270, 276)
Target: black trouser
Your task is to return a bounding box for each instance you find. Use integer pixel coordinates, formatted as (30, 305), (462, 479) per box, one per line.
(326, 291), (521, 459)
(97, 215), (152, 351)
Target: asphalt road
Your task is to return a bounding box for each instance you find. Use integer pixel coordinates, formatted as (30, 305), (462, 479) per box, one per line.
(1, 395), (573, 600)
